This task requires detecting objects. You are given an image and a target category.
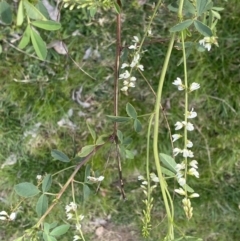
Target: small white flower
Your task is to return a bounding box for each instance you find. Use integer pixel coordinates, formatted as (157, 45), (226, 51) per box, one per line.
(130, 76), (136, 81)
(133, 36), (139, 43)
(189, 82), (200, 92)
(73, 235), (81, 241)
(0, 211), (8, 220)
(150, 173), (159, 182)
(172, 134), (182, 142)
(187, 108), (197, 119)
(151, 185), (157, 190)
(176, 162), (185, 172)
(67, 213), (73, 220)
(65, 205), (71, 213)
(186, 140), (193, 148)
(128, 82), (135, 88)
(152, 177), (159, 183)
(172, 77), (182, 86)
(128, 36), (139, 49)
(199, 37), (212, 51)
(199, 39), (205, 45)
(130, 53), (140, 68)
(173, 148), (182, 156)
(64, 3), (69, 8)
(189, 160), (198, 169)
(178, 177), (186, 186)
(174, 188), (186, 196)
(172, 77), (185, 91)
(36, 175), (42, 180)
(119, 70), (130, 79)
(0, 211), (8, 216)
(182, 149), (194, 158)
(87, 176), (98, 182)
(88, 176), (104, 182)
(189, 193), (200, 198)
(205, 43), (211, 51)
(97, 176), (104, 182)
(79, 214), (84, 221)
(121, 63), (129, 69)
(138, 175), (145, 180)
(137, 64), (144, 71)
(121, 86), (128, 91)
(176, 171), (184, 179)
(65, 202), (77, 213)
(76, 223), (82, 231)
(175, 121), (184, 130)
(186, 122), (194, 131)
(188, 168), (199, 178)
(9, 212), (16, 221)
(128, 44), (137, 50)
(142, 181), (148, 185)
(71, 202), (77, 211)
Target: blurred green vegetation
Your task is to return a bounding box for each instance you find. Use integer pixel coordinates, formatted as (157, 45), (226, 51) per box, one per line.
(0, 0), (240, 240)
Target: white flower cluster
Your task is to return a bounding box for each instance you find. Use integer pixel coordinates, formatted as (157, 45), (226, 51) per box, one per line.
(172, 77), (200, 219)
(65, 202), (78, 220)
(65, 202), (85, 241)
(0, 210), (16, 221)
(199, 36), (218, 51)
(120, 36), (144, 92)
(172, 77), (200, 92)
(87, 175), (104, 183)
(138, 173), (159, 194)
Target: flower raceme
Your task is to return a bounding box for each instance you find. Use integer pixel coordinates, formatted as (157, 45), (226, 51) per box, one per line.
(172, 76), (201, 219)
(128, 35), (139, 50)
(120, 36), (144, 92)
(65, 202), (85, 240)
(65, 202), (77, 213)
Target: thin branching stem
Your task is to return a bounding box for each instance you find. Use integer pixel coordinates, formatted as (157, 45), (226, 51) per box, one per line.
(113, 6), (121, 137)
(153, 32), (176, 239)
(113, 1), (126, 199)
(35, 143), (105, 227)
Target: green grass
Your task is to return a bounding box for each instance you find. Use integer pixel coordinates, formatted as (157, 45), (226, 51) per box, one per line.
(1, 0), (240, 240)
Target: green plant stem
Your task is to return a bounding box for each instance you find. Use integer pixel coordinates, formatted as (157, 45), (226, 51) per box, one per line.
(141, 113), (154, 237)
(181, 31), (189, 186)
(138, 0), (163, 51)
(146, 114), (154, 191)
(153, 32), (176, 240)
(127, 0), (162, 83)
(178, 0), (184, 19)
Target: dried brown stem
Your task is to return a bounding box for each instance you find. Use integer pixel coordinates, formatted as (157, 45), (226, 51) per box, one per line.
(113, 1), (126, 199)
(36, 144), (105, 227)
(113, 11), (121, 138)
